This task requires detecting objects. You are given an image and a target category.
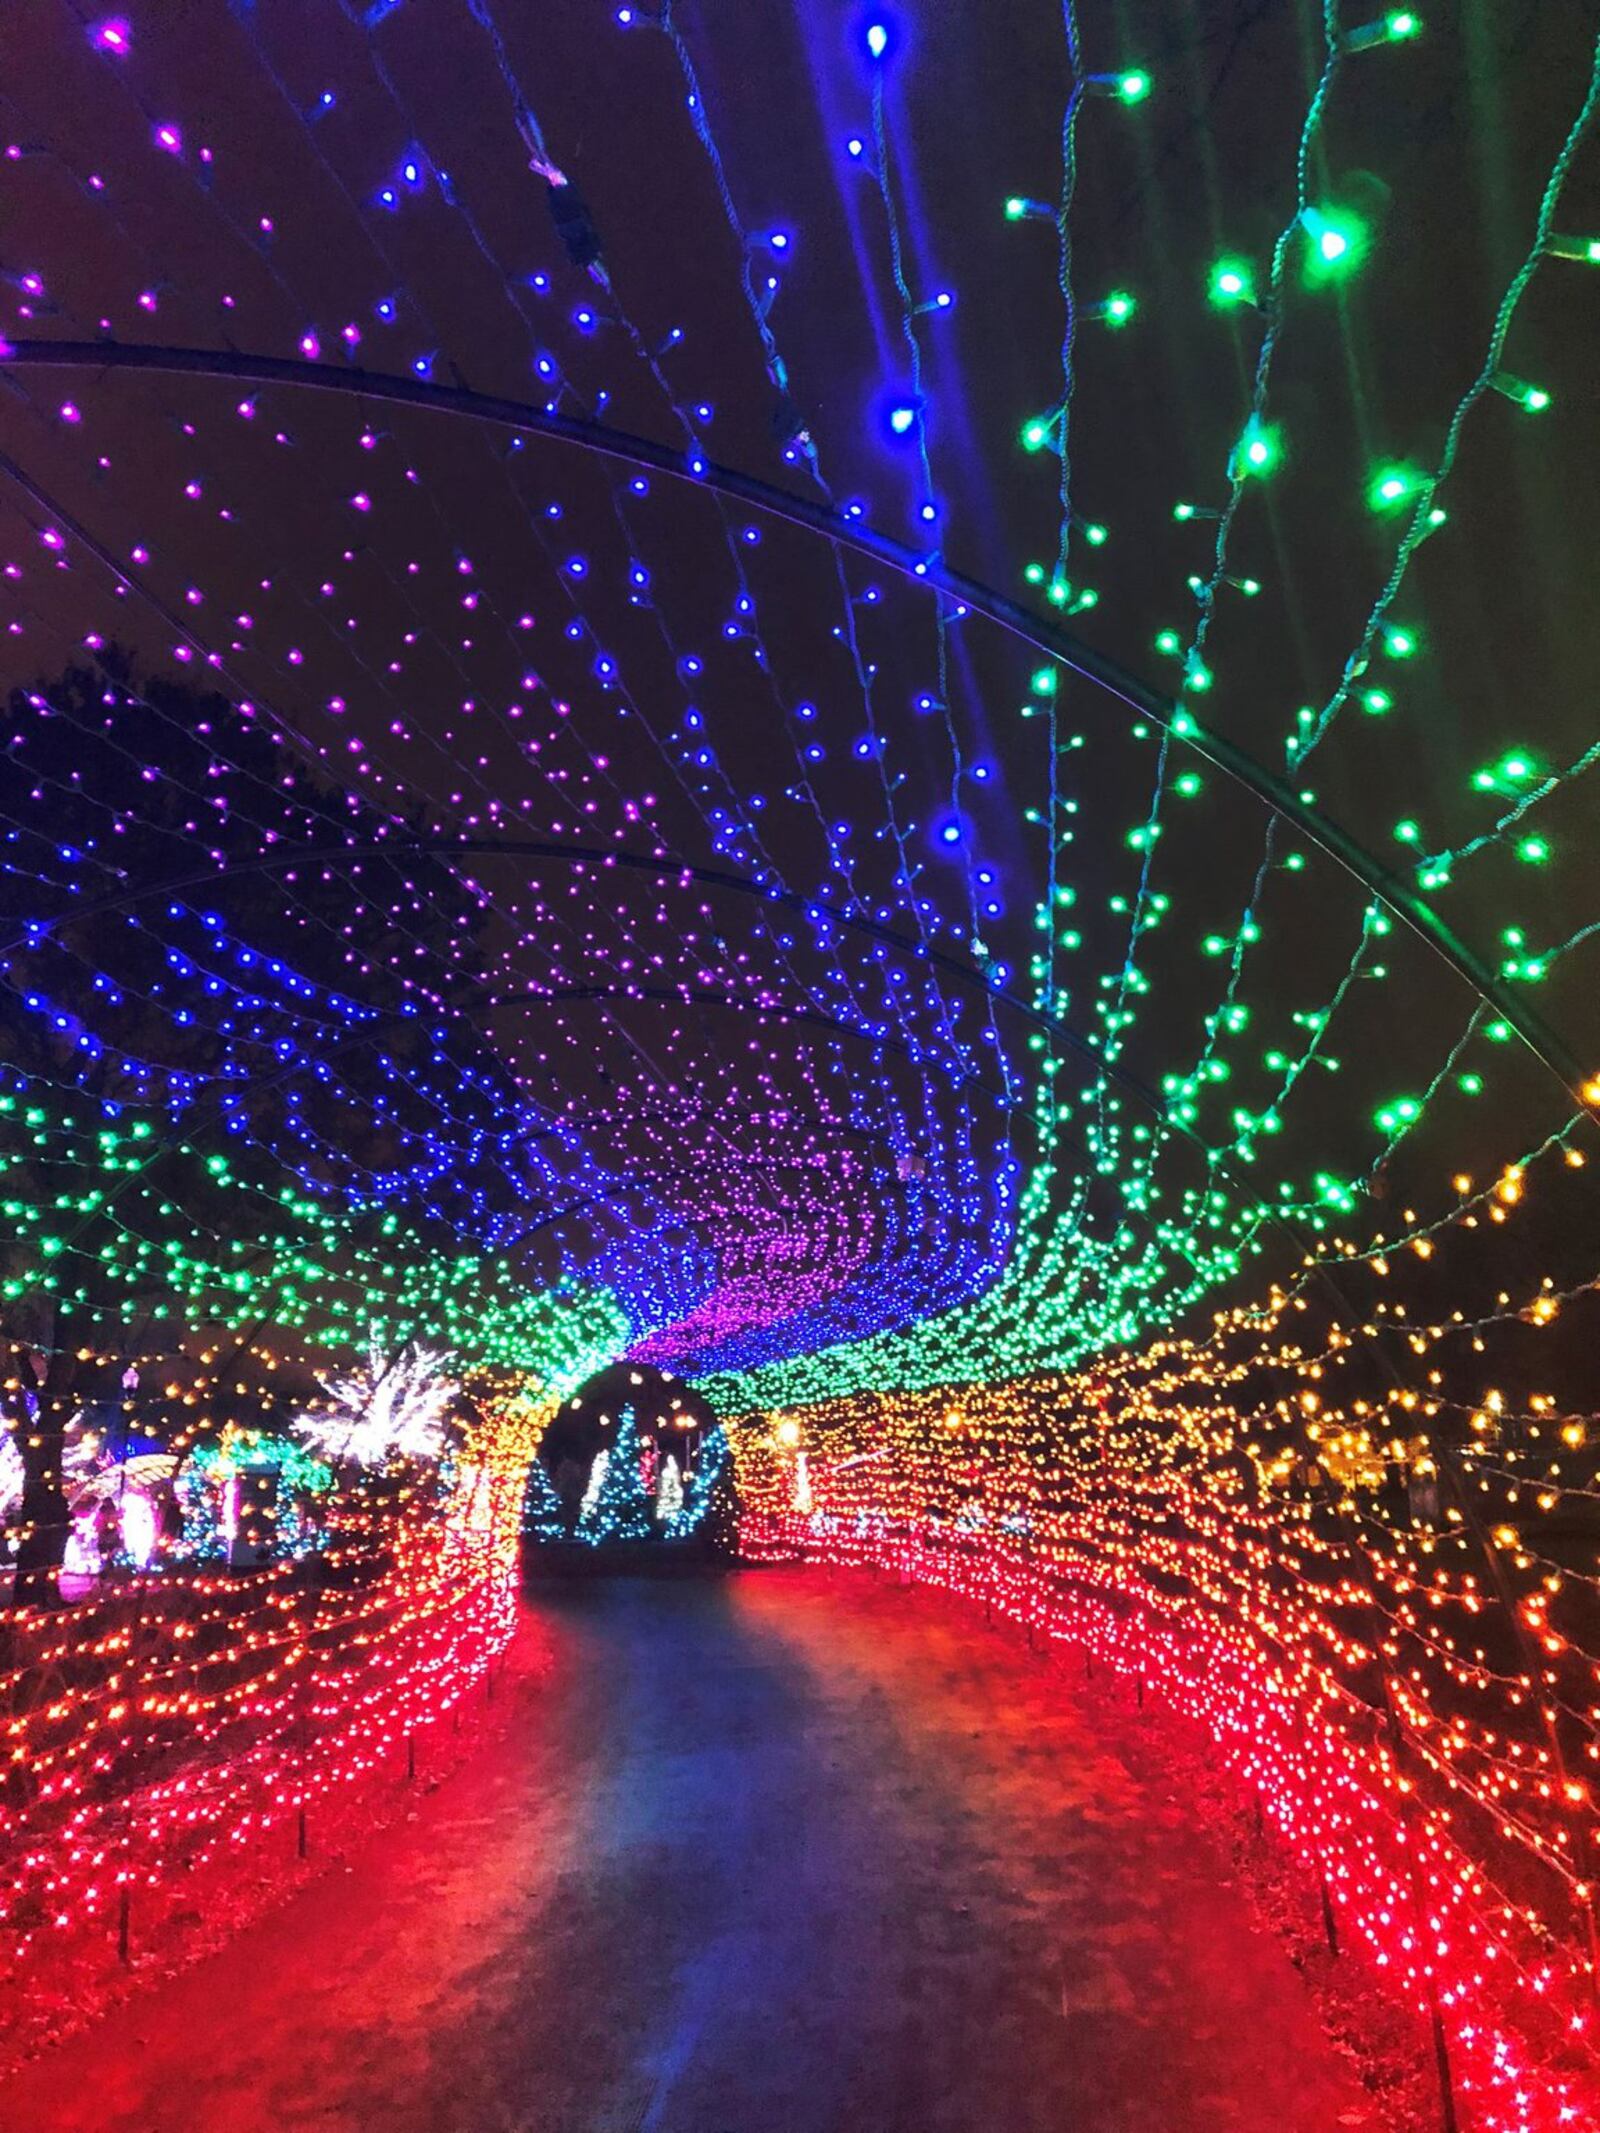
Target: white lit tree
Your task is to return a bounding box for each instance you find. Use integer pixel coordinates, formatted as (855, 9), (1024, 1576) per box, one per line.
(0, 1426), (23, 1528)
(655, 1453), (684, 1527)
(295, 1339), (458, 1466)
(578, 1406), (653, 1544)
(578, 1446), (609, 1523)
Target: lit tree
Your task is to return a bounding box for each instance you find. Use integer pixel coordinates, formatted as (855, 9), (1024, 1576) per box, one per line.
(676, 1424), (734, 1544)
(578, 1405), (653, 1543)
(523, 1455), (568, 1541)
(578, 1449), (609, 1523)
(0, 1425), (22, 1529)
(0, 652), (522, 1600)
(655, 1452), (684, 1527)
(296, 1339), (458, 1465)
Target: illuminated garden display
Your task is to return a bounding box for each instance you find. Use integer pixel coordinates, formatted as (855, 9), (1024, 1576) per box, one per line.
(1, 1), (1599, 2122)
(525, 1362), (730, 1544)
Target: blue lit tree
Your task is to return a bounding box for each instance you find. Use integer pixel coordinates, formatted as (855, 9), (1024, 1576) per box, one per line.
(523, 1455), (568, 1542)
(671, 1423), (732, 1543)
(577, 1405), (654, 1544)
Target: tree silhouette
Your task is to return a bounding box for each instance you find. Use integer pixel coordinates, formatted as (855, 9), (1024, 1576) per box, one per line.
(0, 652), (518, 1599)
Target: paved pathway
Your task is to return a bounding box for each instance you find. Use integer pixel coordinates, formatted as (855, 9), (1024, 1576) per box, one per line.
(0, 1568), (1374, 2131)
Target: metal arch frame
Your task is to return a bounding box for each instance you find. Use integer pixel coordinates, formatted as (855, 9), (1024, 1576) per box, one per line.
(0, 336), (1584, 1100)
(8, 343), (1575, 1752)
(0, 800), (1310, 1271)
(2, 828), (1256, 1186)
(479, 981), (1009, 1099)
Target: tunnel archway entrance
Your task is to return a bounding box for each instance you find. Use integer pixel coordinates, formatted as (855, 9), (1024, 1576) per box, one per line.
(523, 1364), (735, 1569)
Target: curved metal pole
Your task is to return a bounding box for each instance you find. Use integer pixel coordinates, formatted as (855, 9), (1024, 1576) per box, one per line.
(0, 336), (1583, 1098)
(8, 827), (1371, 1305)
(481, 982), (1008, 1096)
(5, 828), (1248, 1186)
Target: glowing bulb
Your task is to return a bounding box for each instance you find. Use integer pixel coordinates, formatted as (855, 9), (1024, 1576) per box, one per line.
(1209, 258), (1256, 308)
(1491, 372), (1551, 412)
(1234, 418), (1280, 478)
(1343, 7), (1422, 47)
(1302, 205), (1367, 281)
(1369, 463), (1427, 512)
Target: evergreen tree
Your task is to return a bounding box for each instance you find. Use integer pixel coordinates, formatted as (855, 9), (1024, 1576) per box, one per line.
(523, 1455), (568, 1543)
(655, 1453), (685, 1529)
(0, 652), (526, 1600)
(578, 1448), (609, 1523)
(578, 1405), (653, 1544)
(676, 1424), (733, 1543)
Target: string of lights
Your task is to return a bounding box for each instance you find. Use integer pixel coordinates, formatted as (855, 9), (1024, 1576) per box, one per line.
(4, 6), (1600, 2120)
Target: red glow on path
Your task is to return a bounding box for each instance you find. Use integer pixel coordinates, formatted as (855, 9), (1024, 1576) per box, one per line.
(0, 1571), (1375, 2133)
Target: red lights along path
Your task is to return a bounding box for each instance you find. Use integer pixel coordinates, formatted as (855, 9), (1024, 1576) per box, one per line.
(0, 1571), (1373, 2133)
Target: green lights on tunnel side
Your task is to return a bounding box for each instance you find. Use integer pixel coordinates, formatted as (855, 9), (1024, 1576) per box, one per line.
(1301, 205), (1369, 282)
(1209, 257), (1257, 309)
(1473, 750), (1543, 797)
(1491, 371), (1552, 414)
(1232, 418), (1281, 480)
(1344, 9), (1422, 50)
(1368, 462), (1429, 513)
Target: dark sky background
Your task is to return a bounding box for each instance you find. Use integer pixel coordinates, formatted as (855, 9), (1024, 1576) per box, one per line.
(2, 0), (1598, 1387)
